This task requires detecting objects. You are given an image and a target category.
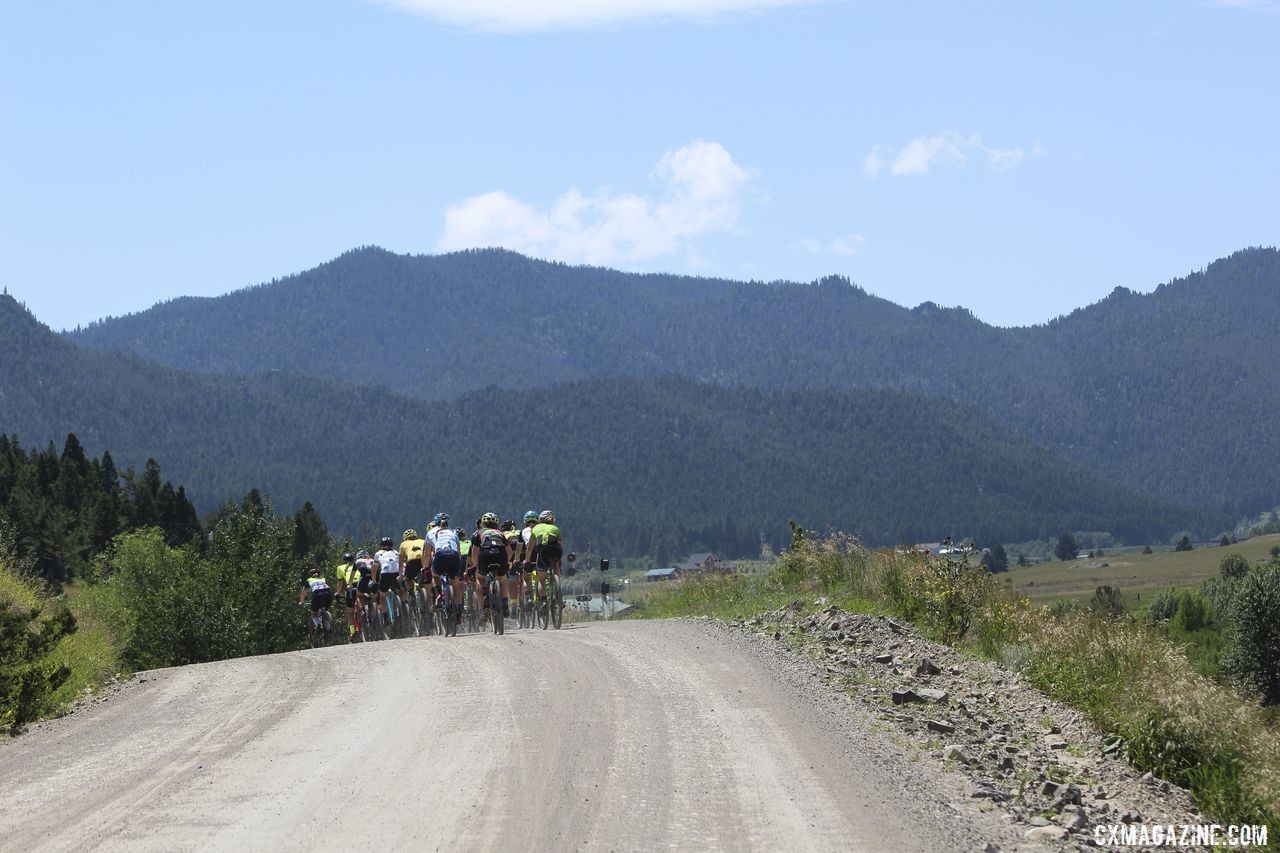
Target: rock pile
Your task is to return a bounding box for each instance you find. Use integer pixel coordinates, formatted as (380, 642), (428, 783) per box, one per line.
(728, 602), (1203, 849)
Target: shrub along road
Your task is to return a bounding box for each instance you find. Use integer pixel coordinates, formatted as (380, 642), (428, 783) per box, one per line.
(0, 620), (1016, 851)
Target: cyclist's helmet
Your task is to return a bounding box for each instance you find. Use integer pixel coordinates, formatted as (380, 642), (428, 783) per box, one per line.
(539, 510), (555, 523)
(481, 512), (499, 527)
(501, 520), (516, 531)
(342, 551), (353, 562)
(356, 549), (370, 559)
(380, 536), (393, 549)
(523, 511), (538, 524)
(433, 512), (449, 527)
(454, 527), (466, 538)
(403, 528), (418, 540)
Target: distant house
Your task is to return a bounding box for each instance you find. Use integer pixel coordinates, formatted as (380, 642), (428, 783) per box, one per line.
(674, 553), (719, 574)
(644, 567), (680, 581)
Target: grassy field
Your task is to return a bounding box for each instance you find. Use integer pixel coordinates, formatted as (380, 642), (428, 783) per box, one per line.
(1002, 533), (1280, 605)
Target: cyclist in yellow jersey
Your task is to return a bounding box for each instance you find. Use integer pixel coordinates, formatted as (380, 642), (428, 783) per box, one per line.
(501, 520), (521, 612)
(528, 510), (565, 600)
(398, 529), (427, 604)
(335, 552), (361, 642)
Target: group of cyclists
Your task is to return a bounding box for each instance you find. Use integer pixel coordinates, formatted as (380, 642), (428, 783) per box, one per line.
(300, 509), (565, 641)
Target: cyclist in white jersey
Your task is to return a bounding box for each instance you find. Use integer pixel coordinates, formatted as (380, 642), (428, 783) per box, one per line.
(426, 513), (464, 628)
(373, 536), (402, 625)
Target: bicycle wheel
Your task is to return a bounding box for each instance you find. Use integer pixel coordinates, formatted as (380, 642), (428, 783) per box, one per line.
(404, 594), (420, 638)
(536, 581), (549, 630)
(417, 589), (433, 636)
(550, 575), (563, 630)
(490, 577), (505, 635)
(442, 584), (456, 637)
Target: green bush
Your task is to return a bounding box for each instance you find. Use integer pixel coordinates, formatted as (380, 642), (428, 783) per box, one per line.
(1220, 552), (1251, 580)
(0, 567), (76, 731)
(1090, 585), (1126, 618)
(1223, 561), (1280, 706)
(1172, 591), (1210, 633)
(1146, 588), (1180, 624)
(96, 494), (307, 670)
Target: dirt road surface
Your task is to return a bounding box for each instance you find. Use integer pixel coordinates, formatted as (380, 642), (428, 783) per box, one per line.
(0, 620), (1004, 851)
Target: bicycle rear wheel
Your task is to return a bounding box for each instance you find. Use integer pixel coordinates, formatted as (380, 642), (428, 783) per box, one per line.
(417, 589), (433, 636)
(489, 576), (504, 635)
(550, 575), (563, 630)
(536, 581), (549, 630)
(405, 594), (420, 638)
(443, 584), (456, 637)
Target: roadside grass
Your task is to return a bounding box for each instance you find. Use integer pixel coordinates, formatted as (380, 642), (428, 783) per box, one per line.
(1003, 533), (1280, 605)
(630, 536), (1280, 829)
(1, 565), (126, 730)
(48, 582), (128, 707)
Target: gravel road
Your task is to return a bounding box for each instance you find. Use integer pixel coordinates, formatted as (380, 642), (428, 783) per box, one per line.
(0, 620), (1008, 851)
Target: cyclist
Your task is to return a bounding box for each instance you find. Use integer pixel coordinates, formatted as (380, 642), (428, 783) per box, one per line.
(335, 551), (362, 642)
(471, 512), (511, 618)
(518, 510), (538, 567)
(354, 548), (377, 622)
(501, 520), (522, 612)
(528, 510), (565, 601)
(457, 526), (479, 621)
(299, 564), (333, 638)
(399, 528), (427, 609)
(426, 513), (464, 628)
(374, 535), (403, 627)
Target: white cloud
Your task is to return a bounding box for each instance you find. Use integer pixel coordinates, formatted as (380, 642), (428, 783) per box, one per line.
(791, 234), (865, 256)
(865, 132), (1045, 179)
(864, 147), (885, 180)
(371, 0), (823, 31)
(438, 141), (751, 266)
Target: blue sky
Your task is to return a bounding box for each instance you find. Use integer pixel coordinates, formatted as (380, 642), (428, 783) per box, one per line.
(2, 0), (1277, 330)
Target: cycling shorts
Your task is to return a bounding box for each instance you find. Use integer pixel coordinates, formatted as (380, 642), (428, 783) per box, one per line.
(432, 551), (463, 579)
(309, 588), (334, 613)
(378, 573), (401, 593)
(404, 562), (423, 583)
(477, 557), (508, 578)
(344, 588), (359, 607)
(356, 575), (373, 594)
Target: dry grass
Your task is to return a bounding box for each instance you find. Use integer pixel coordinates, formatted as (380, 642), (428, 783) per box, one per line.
(634, 534), (1280, 827)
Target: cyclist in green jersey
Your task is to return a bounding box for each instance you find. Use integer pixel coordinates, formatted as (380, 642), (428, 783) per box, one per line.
(528, 510), (565, 600)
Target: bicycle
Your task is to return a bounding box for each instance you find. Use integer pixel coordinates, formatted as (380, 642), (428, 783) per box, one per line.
(515, 565), (534, 628)
(440, 576), (457, 637)
(462, 573), (480, 634)
(346, 592), (363, 642)
(363, 596), (387, 641)
(399, 583), (422, 638)
(303, 602), (332, 647)
(532, 561), (563, 630)
(412, 582), (436, 637)
(480, 565), (505, 635)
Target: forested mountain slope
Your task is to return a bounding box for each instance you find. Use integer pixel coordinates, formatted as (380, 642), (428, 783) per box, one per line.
(67, 247), (1280, 515)
(4, 295), (1207, 558)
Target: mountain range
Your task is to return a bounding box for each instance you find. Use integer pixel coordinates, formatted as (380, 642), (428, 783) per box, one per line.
(68, 246), (1280, 516)
(4, 245), (1276, 558)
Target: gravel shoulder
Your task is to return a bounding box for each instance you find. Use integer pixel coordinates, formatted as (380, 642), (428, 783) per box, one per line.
(0, 619), (1023, 852)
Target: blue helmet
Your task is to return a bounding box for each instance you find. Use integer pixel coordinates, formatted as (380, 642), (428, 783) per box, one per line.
(433, 512), (449, 527)
(523, 510), (537, 524)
